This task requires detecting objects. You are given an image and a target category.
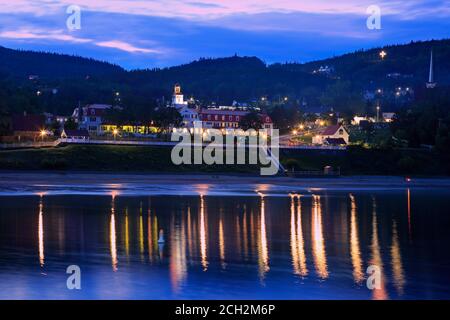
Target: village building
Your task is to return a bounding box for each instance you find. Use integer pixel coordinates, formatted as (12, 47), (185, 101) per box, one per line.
(178, 106), (200, 128)
(70, 104), (156, 136)
(351, 113), (395, 125)
(199, 109), (247, 129)
(382, 112), (396, 123)
(199, 109), (273, 131)
(352, 116), (375, 125)
(71, 104), (117, 134)
(312, 65), (334, 75)
(312, 124), (349, 145)
(61, 129), (90, 141)
(100, 124), (158, 136)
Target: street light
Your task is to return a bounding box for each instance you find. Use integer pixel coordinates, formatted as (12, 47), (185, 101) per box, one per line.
(379, 50), (387, 60)
(376, 105), (381, 122)
(113, 128), (119, 140)
(40, 130), (47, 141)
(292, 130), (298, 135)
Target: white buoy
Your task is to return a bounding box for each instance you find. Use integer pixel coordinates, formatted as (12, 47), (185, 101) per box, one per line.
(158, 229), (165, 244)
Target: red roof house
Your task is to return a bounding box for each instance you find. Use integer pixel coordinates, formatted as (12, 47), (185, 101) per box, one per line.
(312, 124), (349, 145)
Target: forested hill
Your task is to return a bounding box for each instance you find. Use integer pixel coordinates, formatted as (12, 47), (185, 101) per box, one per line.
(127, 55), (326, 103)
(126, 38), (450, 106)
(301, 38), (450, 86)
(0, 38), (450, 117)
(0, 46), (124, 79)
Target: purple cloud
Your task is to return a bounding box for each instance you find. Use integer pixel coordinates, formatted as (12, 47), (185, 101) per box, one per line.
(0, 0), (448, 69)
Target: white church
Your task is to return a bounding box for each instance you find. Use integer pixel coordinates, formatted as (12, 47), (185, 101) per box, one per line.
(171, 83), (200, 128)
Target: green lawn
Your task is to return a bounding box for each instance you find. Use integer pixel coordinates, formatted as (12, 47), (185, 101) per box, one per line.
(290, 134), (313, 144)
(0, 144), (260, 173)
(280, 145), (447, 176)
(0, 144), (447, 176)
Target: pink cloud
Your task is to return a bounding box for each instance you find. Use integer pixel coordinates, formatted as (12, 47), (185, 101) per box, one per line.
(0, 29), (92, 43)
(0, 28), (161, 55)
(0, 0), (444, 19)
(95, 40), (160, 53)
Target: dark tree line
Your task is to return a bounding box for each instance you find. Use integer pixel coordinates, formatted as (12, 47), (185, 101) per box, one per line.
(391, 86), (450, 161)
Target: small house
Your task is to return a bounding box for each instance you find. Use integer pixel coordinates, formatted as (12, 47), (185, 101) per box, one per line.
(61, 129), (90, 140)
(382, 112), (396, 123)
(312, 124), (349, 145)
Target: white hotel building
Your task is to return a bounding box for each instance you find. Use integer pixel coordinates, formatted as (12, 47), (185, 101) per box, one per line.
(171, 84), (273, 131)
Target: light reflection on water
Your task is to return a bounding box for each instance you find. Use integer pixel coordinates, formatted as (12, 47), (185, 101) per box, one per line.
(38, 195), (45, 268)
(311, 195), (328, 280)
(369, 197), (388, 300)
(349, 194), (363, 284)
(0, 188), (450, 299)
(290, 195), (308, 277)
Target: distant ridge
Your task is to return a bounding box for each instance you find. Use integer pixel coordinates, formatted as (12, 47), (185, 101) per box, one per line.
(0, 38), (450, 116)
(2, 38), (449, 81)
(0, 46), (124, 79)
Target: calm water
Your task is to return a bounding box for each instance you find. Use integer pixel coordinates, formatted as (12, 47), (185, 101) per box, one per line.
(0, 186), (450, 299)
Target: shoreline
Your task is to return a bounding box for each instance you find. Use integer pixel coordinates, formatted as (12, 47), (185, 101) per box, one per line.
(1, 171), (450, 193)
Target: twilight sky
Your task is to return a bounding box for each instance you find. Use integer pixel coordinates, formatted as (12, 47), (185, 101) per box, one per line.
(0, 0), (449, 69)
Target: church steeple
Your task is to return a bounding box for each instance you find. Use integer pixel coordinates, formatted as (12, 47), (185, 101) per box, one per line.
(172, 83), (187, 107)
(174, 83), (182, 95)
(426, 50), (437, 89)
